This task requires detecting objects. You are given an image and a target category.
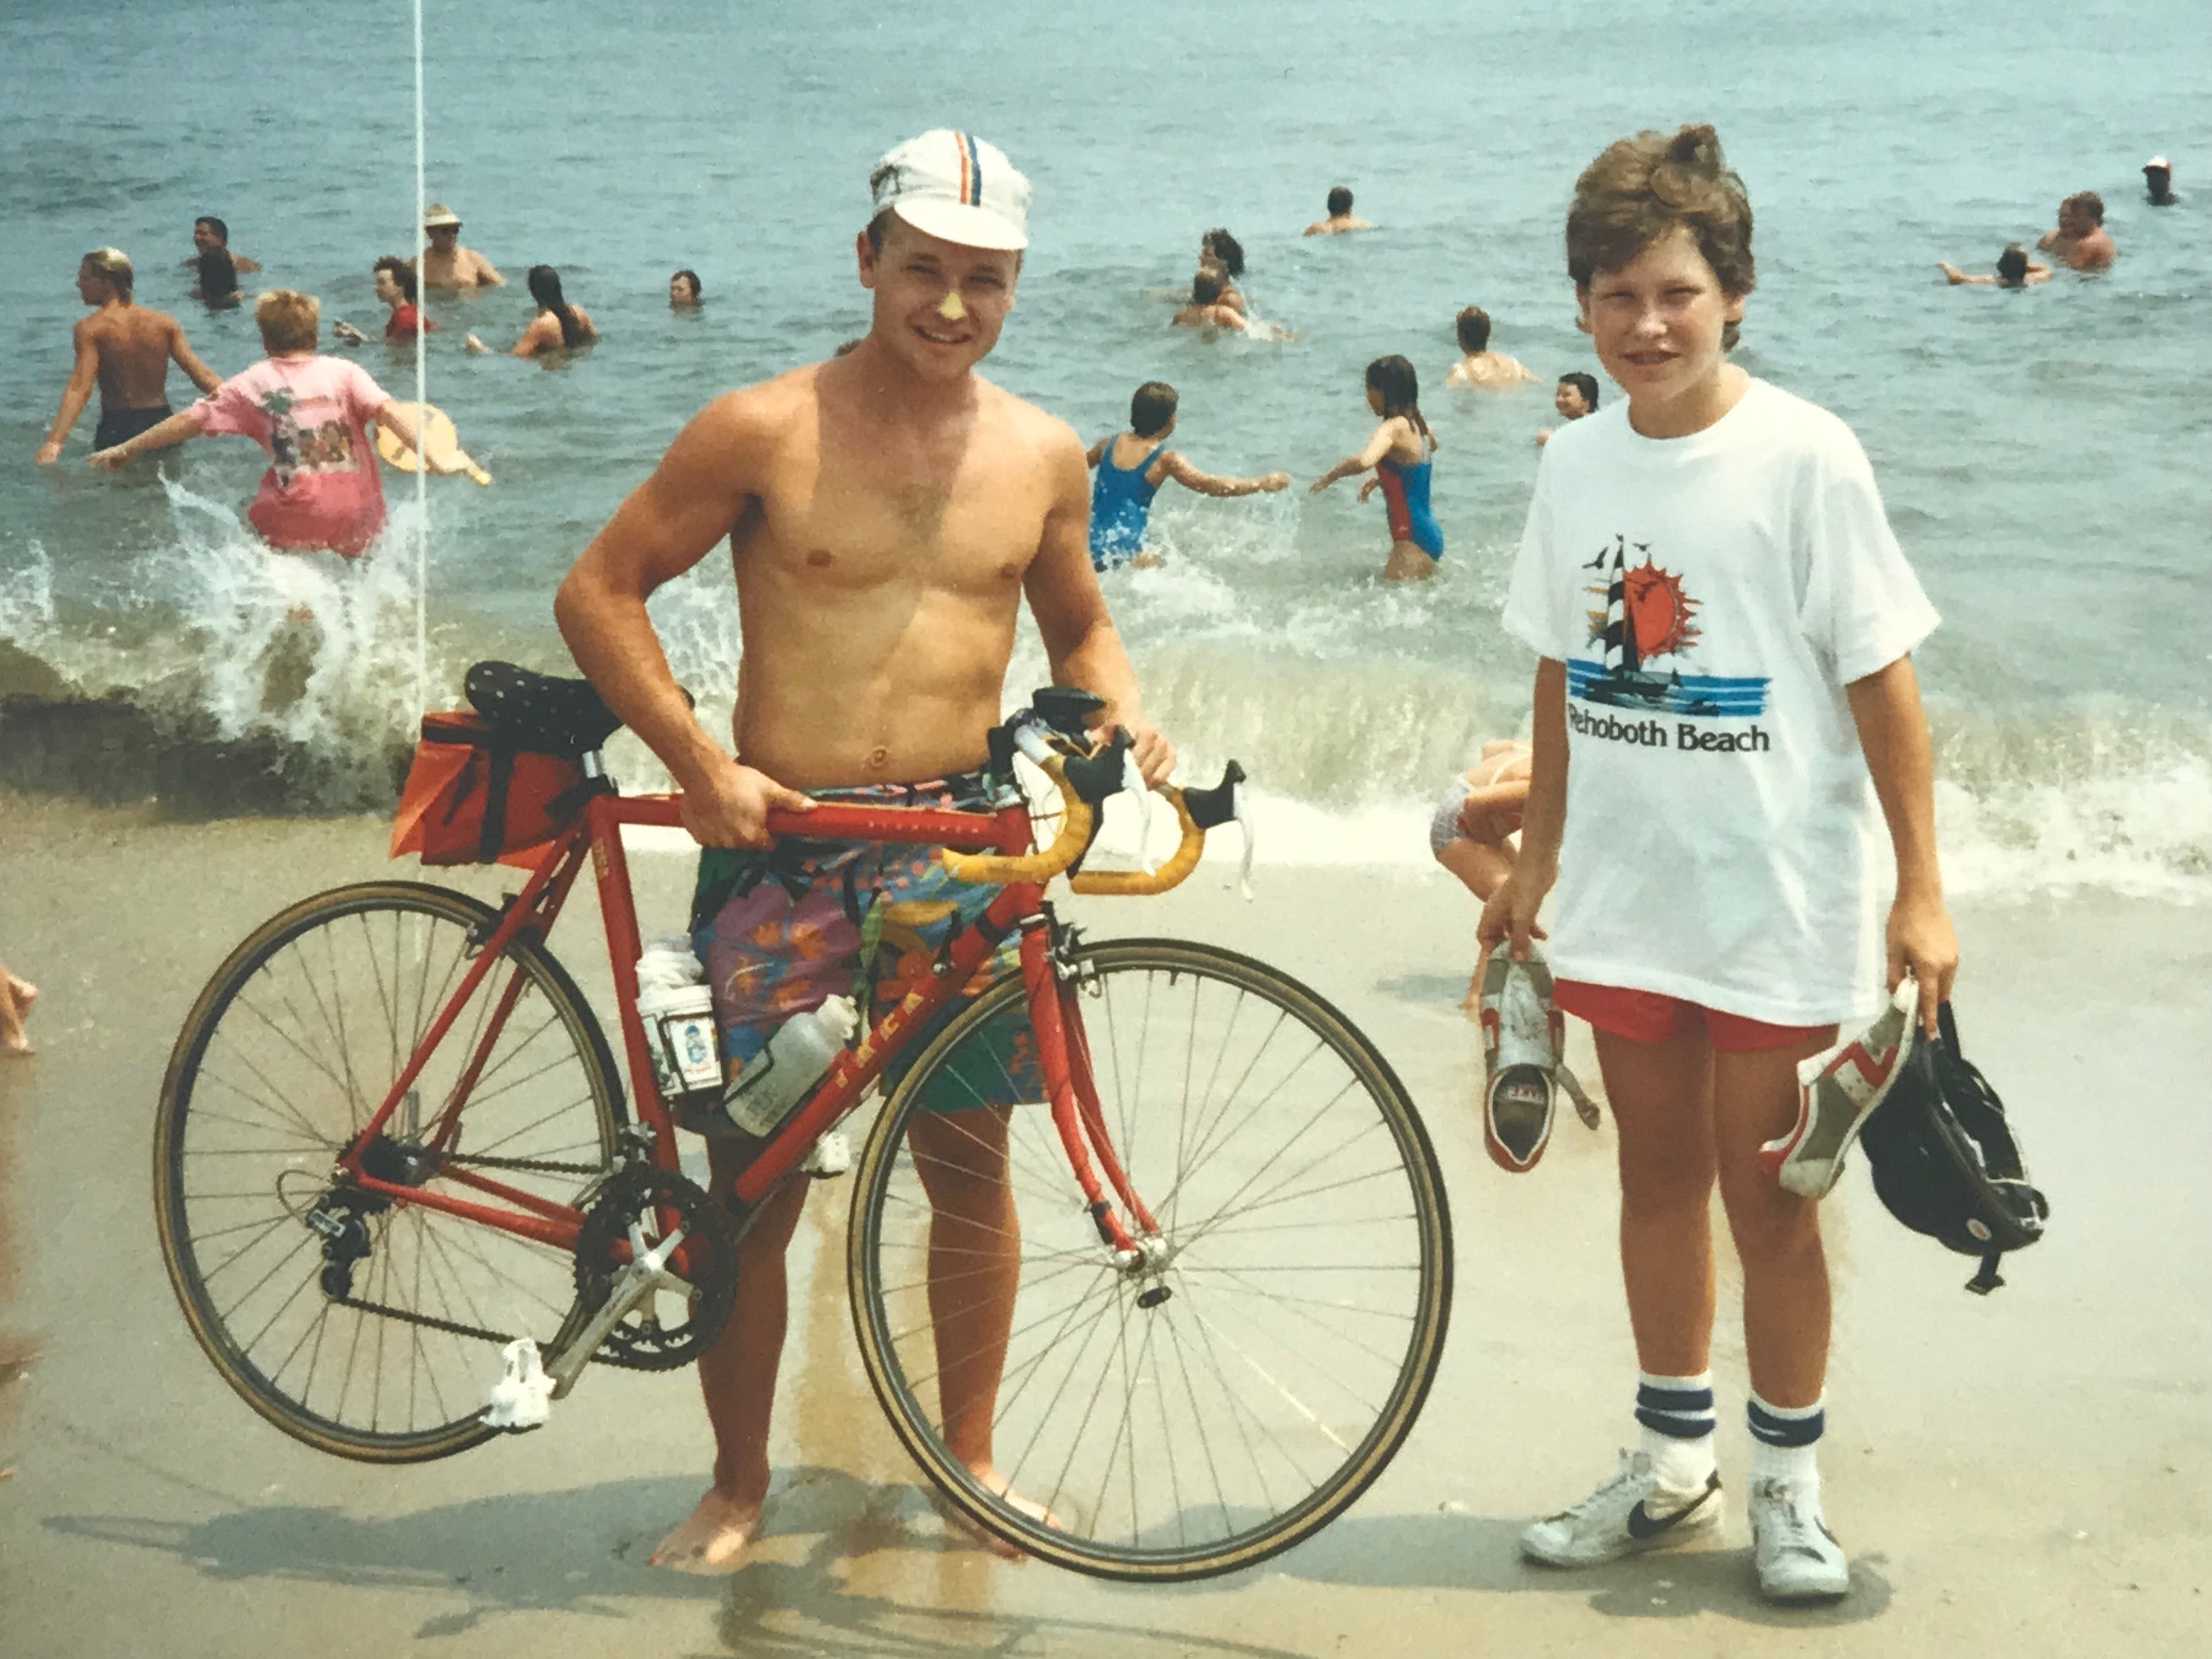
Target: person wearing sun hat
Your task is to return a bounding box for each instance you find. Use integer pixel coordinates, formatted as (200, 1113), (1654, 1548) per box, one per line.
(413, 202), (502, 289)
(552, 128), (1172, 1574)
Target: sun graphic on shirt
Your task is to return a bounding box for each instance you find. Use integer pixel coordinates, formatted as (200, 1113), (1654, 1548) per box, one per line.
(1623, 561), (1700, 659)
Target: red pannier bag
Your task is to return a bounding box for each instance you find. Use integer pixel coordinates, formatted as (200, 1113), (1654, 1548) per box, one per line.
(389, 710), (586, 868)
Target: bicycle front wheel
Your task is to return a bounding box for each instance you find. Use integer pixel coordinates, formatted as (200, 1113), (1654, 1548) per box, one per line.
(155, 882), (625, 1462)
(849, 937), (1451, 1579)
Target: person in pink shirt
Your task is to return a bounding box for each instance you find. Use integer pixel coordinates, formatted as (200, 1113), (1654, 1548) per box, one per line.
(87, 289), (431, 556)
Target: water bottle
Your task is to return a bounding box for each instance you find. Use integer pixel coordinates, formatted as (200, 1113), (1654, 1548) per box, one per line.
(721, 995), (859, 1138)
(635, 934), (723, 1123)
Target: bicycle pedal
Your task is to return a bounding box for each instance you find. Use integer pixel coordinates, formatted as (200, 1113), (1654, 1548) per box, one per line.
(480, 1337), (554, 1430)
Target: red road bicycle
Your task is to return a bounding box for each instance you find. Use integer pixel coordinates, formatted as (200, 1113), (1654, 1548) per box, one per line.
(154, 666), (1452, 1580)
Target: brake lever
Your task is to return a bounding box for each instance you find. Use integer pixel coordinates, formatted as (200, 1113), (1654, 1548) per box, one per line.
(1122, 749), (1154, 866)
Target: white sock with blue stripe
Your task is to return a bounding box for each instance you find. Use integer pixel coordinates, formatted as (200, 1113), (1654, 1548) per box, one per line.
(1747, 1391), (1825, 1487)
(1635, 1370), (1717, 1492)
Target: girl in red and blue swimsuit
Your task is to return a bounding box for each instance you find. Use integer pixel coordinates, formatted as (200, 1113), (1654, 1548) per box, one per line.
(1310, 354), (1443, 581)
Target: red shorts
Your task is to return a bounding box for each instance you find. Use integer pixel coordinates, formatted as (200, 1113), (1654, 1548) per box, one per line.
(1554, 979), (1831, 1053)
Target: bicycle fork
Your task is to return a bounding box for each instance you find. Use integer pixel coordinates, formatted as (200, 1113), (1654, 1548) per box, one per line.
(1020, 917), (1171, 1296)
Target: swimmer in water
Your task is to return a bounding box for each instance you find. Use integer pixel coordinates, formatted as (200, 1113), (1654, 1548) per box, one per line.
(1311, 354), (1442, 582)
(2036, 191), (2115, 272)
(1304, 185), (1373, 236)
(1444, 306), (1537, 390)
(466, 264), (596, 357)
(179, 216), (259, 275)
(1085, 381), (1290, 571)
(37, 248), (221, 465)
(1536, 371), (1600, 446)
(1938, 244), (2051, 287)
(413, 204), (504, 290)
(191, 247), (241, 306)
(1198, 229), (1248, 315)
(670, 269), (703, 307)
(1172, 268), (1246, 331)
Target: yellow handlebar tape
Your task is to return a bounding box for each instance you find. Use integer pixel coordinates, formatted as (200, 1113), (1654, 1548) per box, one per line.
(939, 757), (1097, 884)
(1067, 787), (1204, 897)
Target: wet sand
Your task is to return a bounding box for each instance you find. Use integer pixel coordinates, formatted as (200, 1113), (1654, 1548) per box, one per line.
(1, 793), (2207, 1656)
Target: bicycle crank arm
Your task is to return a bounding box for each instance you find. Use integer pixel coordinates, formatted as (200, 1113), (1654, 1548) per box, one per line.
(545, 1224), (695, 1396)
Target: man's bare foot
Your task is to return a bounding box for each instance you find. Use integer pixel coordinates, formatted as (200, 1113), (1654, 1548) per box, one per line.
(647, 1486), (764, 1573)
(935, 1463), (1065, 1560)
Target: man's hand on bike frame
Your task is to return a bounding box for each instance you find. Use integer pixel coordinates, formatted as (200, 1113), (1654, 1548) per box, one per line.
(677, 749), (816, 850)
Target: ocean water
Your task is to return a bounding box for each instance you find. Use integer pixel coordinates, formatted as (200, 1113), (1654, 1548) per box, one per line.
(2, 0), (2207, 898)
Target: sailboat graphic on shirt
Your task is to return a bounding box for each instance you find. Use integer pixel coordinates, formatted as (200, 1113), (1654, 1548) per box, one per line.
(1570, 535), (1768, 718)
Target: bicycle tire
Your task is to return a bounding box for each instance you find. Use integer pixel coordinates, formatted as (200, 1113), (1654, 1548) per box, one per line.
(155, 881), (625, 1462)
(848, 936), (1451, 1580)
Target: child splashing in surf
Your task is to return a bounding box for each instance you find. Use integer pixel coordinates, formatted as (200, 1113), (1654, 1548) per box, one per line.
(1481, 122), (1955, 1605)
(1311, 355), (1442, 581)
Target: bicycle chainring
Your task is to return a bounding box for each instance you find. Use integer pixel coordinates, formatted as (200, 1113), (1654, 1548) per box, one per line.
(571, 1166), (738, 1371)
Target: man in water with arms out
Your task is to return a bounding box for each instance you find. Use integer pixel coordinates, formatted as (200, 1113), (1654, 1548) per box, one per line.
(36, 249), (220, 464)
(555, 129), (1173, 1572)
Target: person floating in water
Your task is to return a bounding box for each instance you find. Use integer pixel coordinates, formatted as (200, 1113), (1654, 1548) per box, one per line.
(1537, 371), (1600, 446)
(1311, 354), (1442, 582)
(86, 288), (440, 557)
(467, 265), (596, 357)
(1304, 185), (1373, 236)
(1938, 244), (2050, 287)
(2142, 156), (2176, 207)
(1085, 381), (1289, 571)
(1197, 229), (1248, 315)
(191, 247), (241, 306)
(1444, 305), (1537, 389)
(179, 216), (259, 276)
(414, 204), (503, 290)
(1171, 268), (1246, 331)
(670, 269), (703, 308)
(37, 248), (219, 465)
(2037, 191), (2114, 271)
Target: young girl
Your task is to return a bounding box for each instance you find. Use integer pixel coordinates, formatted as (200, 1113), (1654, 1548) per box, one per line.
(1479, 123), (1956, 1604)
(1311, 354), (1442, 580)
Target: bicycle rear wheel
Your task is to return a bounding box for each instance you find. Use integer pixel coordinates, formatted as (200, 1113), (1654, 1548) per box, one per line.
(849, 937), (1451, 1579)
(154, 881), (624, 1462)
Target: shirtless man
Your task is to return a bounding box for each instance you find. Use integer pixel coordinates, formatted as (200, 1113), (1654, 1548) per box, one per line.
(1171, 269), (1246, 331)
(2037, 191), (2115, 272)
(554, 128), (1173, 1573)
(414, 204), (503, 290)
(1938, 245), (2051, 287)
(36, 250), (220, 465)
(180, 216), (260, 275)
(1444, 305), (1537, 389)
(1304, 185), (1374, 236)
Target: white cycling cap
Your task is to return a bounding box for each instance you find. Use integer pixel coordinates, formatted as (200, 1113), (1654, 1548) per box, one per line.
(869, 129), (1030, 252)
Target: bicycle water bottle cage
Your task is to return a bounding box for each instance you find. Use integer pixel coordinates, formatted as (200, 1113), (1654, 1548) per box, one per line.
(1030, 686), (1105, 738)
(1182, 760), (1246, 831)
(1061, 728), (1133, 806)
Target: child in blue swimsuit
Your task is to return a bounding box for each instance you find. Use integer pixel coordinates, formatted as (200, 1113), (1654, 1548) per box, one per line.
(1085, 381), (1290, 570)
(1310, 354), (1442, 581)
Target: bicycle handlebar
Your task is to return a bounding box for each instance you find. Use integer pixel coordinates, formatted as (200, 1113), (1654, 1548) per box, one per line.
(936, 754), (1098, 884)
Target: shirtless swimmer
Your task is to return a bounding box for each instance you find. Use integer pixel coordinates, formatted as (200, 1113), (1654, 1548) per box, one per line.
(555, 128), (1173, 1573)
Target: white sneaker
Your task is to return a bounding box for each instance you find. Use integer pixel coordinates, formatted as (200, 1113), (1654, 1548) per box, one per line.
(1760, 977), (1917, 1198)
(1520, 1450), (1723, 1566)
(1748, 1476), (1850, 1601)
(1480, 950), (1564, 1172)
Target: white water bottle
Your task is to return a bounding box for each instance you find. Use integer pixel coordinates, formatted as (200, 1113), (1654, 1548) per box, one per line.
(635, 934), (723, 1116)
(721, 995), (859, 1138)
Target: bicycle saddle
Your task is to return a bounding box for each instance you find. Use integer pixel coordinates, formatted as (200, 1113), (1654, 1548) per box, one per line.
(464, 661), (623, 757)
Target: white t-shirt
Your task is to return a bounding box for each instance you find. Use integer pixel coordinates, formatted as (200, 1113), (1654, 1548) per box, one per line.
(1501, 377), (1939, 1025)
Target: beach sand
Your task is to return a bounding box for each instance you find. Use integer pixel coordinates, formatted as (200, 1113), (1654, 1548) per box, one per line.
(1, 793), (2206, 1656)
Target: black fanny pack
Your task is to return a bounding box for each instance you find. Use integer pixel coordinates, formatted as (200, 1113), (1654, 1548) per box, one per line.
(1859, 1001), (2049, 1294)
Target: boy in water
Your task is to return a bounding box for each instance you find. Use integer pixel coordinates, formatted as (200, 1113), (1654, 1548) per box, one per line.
(334, 257), (437, 345)
(180, 216), (260, 275)
(36, 249), (220, 464)
(1938, 245), (2050, 287)
(1444, 306), (1537, 388)
(1304, 185), (1373, 235)
(1481, 122), (1955, 1603)
(1172, 268), (1246, 330)
(554, 129), (1173, 1572)
(1085, 381), (1289, 570)
(1535, 371), (1599, 446)
(87, 290), (434, 557)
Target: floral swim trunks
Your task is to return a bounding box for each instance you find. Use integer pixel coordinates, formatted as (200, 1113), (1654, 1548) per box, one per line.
(689, 768), (1043, 1111)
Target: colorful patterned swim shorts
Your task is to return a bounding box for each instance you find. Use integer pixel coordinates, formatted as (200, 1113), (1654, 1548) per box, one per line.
(689, 768), (1043, 1111)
